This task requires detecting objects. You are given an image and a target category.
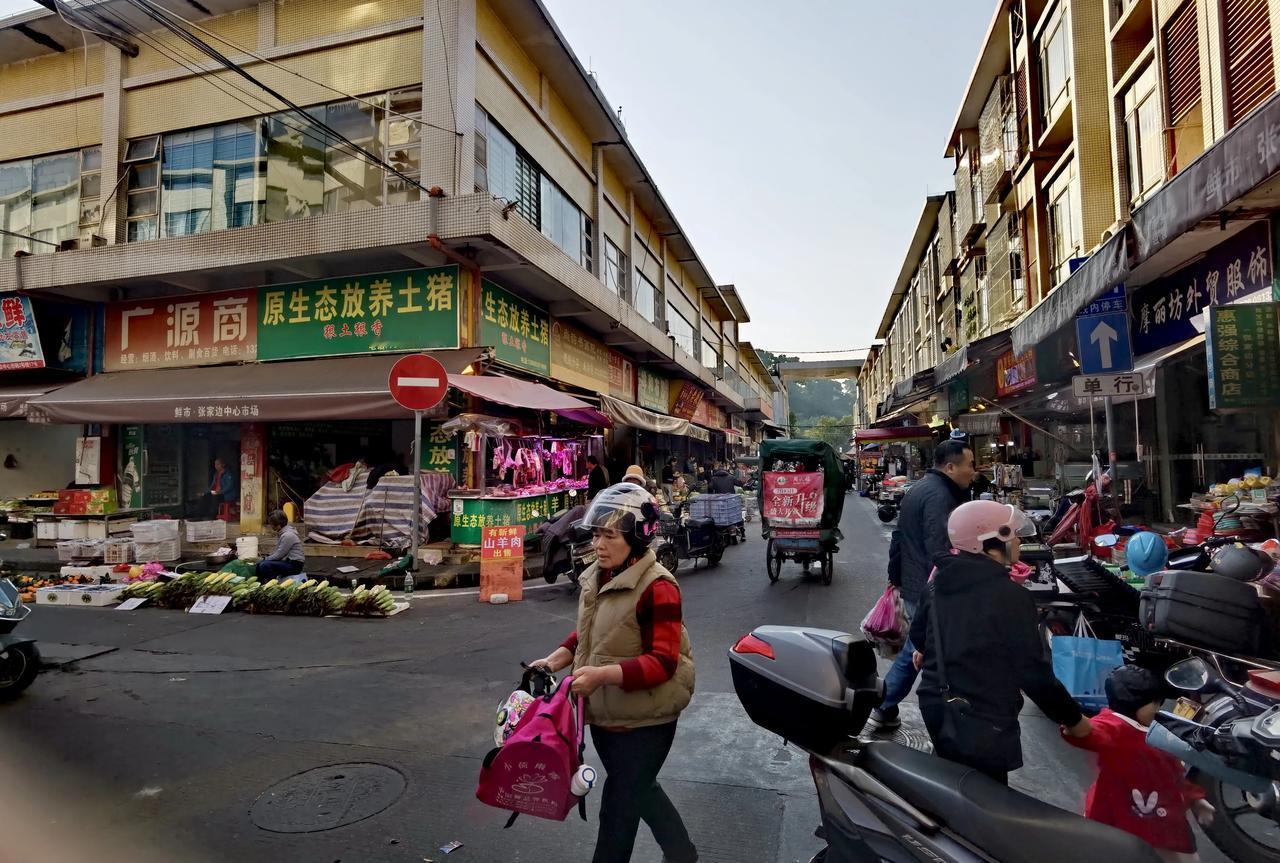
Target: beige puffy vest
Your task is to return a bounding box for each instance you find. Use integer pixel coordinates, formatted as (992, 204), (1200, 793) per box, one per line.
(572, 549), (695, 728)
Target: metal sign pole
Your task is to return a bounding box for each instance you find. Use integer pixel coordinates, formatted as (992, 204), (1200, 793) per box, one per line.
(1104, 396), (1118, 482)
(411, 408), (423, 573)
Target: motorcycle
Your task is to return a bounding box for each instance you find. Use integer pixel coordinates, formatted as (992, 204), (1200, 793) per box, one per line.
(729, 625), (1162, 862)
(654, 501), (726, 573)
(536, 506), (595, 587)
(876, 479), (907, 524)
(0, 572), (40, 700)
(1151, 654), (1280, 863)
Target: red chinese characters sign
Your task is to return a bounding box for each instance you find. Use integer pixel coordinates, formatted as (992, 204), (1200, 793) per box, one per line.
(480, 525), (524, 603)
(106, 290), (257, 372)
(608, 350), (637, 402)
(995, 349), (1036, 398)
(762, 471), (824, 528)
(0, 295), (44, 371)
(481, 524), (526, 560)
(669, 381), (704, 420)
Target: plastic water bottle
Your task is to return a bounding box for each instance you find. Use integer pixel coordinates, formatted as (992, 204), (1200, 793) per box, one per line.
(403, 571), (415, 596)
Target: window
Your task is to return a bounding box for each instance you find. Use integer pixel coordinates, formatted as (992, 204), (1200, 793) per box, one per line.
(322, 96), (385, 214)
(1047, 161), (1081, 287)
(124, 135), (159, 163)
(1038, 9), (1071, 124)
(604, 237), (627, 295)
(1123, 64), (1163, 204)
(161, 121), (264, 238)
(633, 268), (657, 323)
(384, 88), (422, 205)
(1009, 215), (1026, 304)
(701, 337), (719, 372)
(666, 301), (695, 356)
(540, 175), (590, 268)
(1223, 0), (1276, 125)
(474, 106), (536, 223)
(1164, 1), (1201, 123)
(78, 146), (101, 244)
(0, 147), (101, 257)
(30, 152), (79, 250)
(0, 159), (33, 257)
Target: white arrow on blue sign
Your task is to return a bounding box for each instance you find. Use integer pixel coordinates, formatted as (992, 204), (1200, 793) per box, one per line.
(1075, 288), (1134, 375)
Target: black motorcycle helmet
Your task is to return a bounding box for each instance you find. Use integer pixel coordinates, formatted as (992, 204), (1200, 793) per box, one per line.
(581, 483), (662, 552)
(1209, 543), (1270, 582)
(877, 505), (896, 523)
(1105, 665), (1165, 719)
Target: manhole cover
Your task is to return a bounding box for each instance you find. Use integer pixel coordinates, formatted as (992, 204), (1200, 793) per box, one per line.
(251, 763), (406, 834)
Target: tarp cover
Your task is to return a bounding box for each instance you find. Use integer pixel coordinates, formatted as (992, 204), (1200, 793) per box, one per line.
(600, 394), (710, 441)
(447, 373), (592, 411)
(25, 350), (483, 424)
(0, 383), (58, 419)
(757, 438), (846, 530)
(305, 470), (455, 547)
(855, 426), (934, 442)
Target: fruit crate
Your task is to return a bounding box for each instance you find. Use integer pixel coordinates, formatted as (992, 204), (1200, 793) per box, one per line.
(186, 520), (227, 542)
(134, 538), (181, 563)
(104, 539), (134, 565)
(131, 520), (180, 543)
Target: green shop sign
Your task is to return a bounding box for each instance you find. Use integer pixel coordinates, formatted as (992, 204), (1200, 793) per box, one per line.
(419, 424), (460, 478)
(480, 280), (550, 376)
(449, 491), (571, 545)
(257, 266), (460, 361)
(1206, 303), (1280, 411)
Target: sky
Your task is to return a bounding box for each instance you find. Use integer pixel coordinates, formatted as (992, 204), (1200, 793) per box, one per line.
(0, 0), (995, 355)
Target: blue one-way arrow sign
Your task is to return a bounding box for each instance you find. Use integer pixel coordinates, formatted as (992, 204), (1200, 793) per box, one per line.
(1075, 294), (1134, 375)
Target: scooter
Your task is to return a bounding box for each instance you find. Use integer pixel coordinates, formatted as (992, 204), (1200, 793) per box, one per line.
(729, 625), (1162, 863)
(1151, 654), (1280, 863)
(654, 501), (725, 573)
(0, 571), (40, 700)
(536, 506), (594, 587)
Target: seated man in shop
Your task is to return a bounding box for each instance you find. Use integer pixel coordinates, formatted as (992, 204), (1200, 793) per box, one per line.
(257, 510), (305, 582)
(206, 457), (239, 518)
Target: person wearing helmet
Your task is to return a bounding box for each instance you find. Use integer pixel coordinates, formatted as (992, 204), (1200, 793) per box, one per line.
(1126, 531), (1170, 581)
(909, 499), (1092, 782)
(529, 483), (698, 863)
(1064, 665), (1215, 857)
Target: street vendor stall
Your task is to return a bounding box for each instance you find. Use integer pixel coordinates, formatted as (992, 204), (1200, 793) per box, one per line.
(852, 426), (935, 493)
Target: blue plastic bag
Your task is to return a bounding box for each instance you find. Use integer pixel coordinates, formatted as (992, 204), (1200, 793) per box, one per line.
(1050, 615), (1124, 712)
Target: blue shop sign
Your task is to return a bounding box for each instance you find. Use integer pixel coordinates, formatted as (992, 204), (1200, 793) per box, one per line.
(1132, 220), (1272, 355)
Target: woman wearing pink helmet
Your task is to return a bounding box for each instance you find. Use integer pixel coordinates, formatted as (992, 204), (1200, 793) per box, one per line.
(909, 499), (1092, 782)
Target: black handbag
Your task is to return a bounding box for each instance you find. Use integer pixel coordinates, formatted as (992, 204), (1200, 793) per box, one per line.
(928, 584), (1020, 774)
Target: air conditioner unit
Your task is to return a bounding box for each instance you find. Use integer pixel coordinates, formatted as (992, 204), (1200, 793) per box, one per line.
(58, 238), (79, 252)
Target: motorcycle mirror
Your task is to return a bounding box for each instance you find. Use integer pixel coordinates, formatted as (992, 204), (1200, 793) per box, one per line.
(1093, 533), (1119, 548)
(1165, 657), (1213, 692)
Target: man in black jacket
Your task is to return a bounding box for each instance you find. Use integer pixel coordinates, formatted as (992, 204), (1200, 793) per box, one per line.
(586, 455), (609, 501)
(707, 463), (737, 494)
(908, 500), (1090, 781)
(870, 439), (975, 731)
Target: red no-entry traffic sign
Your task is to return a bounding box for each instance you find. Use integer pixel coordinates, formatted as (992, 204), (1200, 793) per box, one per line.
(388, 353), (449, 412)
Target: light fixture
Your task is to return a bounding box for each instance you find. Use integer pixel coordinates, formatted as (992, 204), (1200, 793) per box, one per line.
(1047, 392), (1059, 400)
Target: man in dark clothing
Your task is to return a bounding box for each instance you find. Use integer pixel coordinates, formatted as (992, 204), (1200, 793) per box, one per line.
(870, 439), (975, 731)
(908, 500), (1090, 781)
(586, 455), (609, 501)
(660, 458), (677, 486)
(708, 465), (737, 494)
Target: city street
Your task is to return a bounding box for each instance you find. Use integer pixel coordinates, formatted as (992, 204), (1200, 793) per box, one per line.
(2, 497), (1224, 863)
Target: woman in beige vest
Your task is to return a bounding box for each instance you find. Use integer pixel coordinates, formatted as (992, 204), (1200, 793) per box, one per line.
(532, 483), (698, 863)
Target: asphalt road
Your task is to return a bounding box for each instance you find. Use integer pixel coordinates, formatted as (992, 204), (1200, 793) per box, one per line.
(1, 495), (1228, 863)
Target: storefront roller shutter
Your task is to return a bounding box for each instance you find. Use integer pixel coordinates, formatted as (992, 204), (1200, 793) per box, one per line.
(1223, 0), (1276, 126)
(1163, 1), (1201, 122)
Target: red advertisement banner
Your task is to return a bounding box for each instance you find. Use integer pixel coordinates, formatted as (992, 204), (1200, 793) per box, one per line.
(762, 471), (824, 527)
(105, 289), (258, 371)
(608, 350), (637, 402)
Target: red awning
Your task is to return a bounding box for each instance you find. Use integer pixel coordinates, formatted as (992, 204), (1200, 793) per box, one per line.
(855, 426), (934, 443)
(448, 374), (611, 426)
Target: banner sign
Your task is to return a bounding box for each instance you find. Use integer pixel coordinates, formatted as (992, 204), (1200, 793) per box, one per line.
(1206, 303), (1280, 410)
(608, 349), (637, 402)
(550, 319), (610, 391)
(637, 368), (667, 413)
(0, 295), (44, 371)
(479, 525), (524, 602)
(106, 289), (256, 371)
(995, 349), (1037, 398)
(1134, 220), (1272, 355)
(419, 423), (460, 477)
(762, 471), (824, 527)
(669, 381), (704, 420)
(257, 266), (459, 361)
(481, 280), (550, 377)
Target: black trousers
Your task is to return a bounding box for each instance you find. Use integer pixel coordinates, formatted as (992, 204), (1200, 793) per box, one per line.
(590, 721), (697, 863)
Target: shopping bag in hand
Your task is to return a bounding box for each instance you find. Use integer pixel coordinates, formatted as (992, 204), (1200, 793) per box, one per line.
(861, 584), (908, 659)
(1050, 614), (1124, 713)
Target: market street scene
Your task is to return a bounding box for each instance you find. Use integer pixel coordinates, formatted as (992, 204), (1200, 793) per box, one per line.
(4, 0), (1280, 862)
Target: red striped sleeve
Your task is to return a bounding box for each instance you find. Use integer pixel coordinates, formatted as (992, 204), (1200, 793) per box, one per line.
(618, 578), (684, 691)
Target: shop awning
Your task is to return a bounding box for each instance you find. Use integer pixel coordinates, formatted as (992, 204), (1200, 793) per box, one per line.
(1011, 230), (1130, 356)
(25, 350), (485, 424)
(599, 394), (710, 442)
(855, 426), (934, 442)
(446, 373), (611, 426)
(934, 330), (1011, 386)
(0, 383), (60, 419)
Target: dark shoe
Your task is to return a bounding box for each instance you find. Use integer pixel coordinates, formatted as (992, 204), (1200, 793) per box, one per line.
(867, 706), (900, 732)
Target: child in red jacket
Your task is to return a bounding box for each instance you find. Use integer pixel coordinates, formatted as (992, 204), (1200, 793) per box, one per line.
(1063, 665), (1215, 862)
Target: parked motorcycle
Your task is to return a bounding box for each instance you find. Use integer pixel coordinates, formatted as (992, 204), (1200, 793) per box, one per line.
(876, 479), (907, 524)
(1151, 654), (1280, 863)
(0, 573), (39, 700)
(654, 501), (725, 573)
(536, 506), (595, 587)
(729, 625), (1162, 862)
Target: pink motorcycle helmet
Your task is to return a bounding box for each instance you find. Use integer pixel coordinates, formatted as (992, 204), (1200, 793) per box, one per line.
(948, 500), (1035, 554)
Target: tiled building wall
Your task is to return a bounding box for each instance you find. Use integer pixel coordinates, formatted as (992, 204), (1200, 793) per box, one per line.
(125, 6), (260, 77)
(1069, 0), (1118, 252)
(275, 0), (422, 44)
(0, 42), (103, 97)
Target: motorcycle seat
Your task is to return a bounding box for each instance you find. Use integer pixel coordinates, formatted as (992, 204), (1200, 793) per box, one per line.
(686, 517), (715, 530)
(858, 742), (1161, 863)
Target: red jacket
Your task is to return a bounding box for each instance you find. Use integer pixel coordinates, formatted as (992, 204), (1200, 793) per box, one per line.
(1063, 708), (1204, 852)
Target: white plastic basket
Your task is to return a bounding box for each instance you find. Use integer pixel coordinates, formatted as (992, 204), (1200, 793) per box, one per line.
(57, 540), (82, 561)
(132, 520), (180, 543)
(104, 539), (134, 565)
(186, 520), (227, 542)
(134, 538), (180, 563)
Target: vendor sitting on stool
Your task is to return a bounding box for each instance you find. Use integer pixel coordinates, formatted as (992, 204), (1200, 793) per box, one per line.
(207, 457), (238, 518)
(257, 510), (305, 581)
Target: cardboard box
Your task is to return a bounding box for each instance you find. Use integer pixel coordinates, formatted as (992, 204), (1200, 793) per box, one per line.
(37, 585), (126, 606)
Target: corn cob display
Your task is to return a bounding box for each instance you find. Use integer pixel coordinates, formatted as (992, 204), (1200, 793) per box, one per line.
(343, 584), (398, 617)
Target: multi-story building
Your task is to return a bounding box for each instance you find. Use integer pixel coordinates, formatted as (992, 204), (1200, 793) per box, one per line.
(0, 0), (769, 534)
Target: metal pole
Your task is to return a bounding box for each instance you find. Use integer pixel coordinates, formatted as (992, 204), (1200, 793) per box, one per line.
(1104, 396), (1118, 481)
(411, 408), (423, 573)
